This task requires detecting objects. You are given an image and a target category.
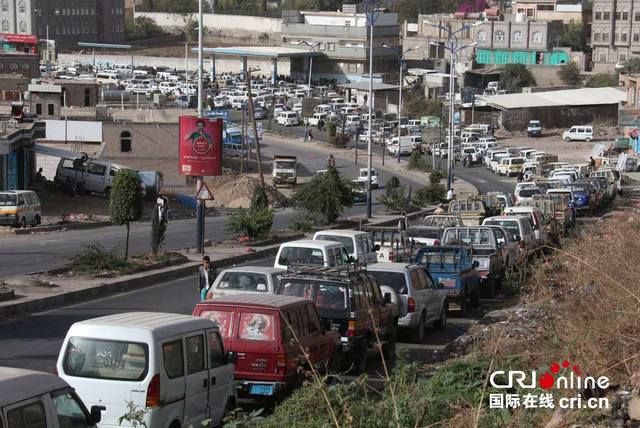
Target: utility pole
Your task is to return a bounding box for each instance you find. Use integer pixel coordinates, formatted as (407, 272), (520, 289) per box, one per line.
(195, 0), (205, 254)
(245, 69), (265, 188)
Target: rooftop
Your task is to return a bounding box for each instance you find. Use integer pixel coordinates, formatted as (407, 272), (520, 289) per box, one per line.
(196, 46), (317, 58)
(197, 293), (309, 308)
(338, 81), (399, 91)
(477, 87), (626, 109)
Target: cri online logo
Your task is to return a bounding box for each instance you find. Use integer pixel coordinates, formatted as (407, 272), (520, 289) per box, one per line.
(490, 360), (610, 390)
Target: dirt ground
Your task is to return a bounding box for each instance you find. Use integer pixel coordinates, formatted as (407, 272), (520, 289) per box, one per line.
(495, 131), (600, 163)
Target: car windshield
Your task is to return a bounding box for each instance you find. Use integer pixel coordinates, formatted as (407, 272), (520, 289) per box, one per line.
(62, 337), (148, 381)
(518, 188), (541, 198)
(315, 235), (354, 253)
(483, 220), (520, 239)
(217, 272), (269, 292)
(279, 280), (348, 310)
(367, 271), (407, 294)
(406, 227), (440, 239)
(512, 158), (525, 165)
(275, 161), (296, 169)
(0, 193), (16, 206)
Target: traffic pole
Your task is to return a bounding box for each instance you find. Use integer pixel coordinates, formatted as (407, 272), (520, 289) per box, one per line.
(196, 0), (205, 254)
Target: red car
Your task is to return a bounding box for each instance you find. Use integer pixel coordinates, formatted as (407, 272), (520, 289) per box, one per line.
(193, 294), (340, 398)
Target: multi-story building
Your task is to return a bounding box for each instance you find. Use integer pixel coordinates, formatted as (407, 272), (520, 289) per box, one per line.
(33, 0), (125, 48)
(280, 5), (401, 83)
(590, 0), (640, 72)
(512, 0), (591, 23)
(474, 19), (568, 65)
(0, 0), (33, 34)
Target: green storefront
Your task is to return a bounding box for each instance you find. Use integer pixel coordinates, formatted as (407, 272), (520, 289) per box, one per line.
(476, 49), (569, 66)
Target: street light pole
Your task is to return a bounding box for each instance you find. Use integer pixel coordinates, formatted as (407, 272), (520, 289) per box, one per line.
(366, 18), (374, 219)
(397, 58), (403, 163)
(196, 0), (205, 254)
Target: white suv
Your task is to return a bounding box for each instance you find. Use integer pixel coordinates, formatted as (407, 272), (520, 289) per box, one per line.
(277, 111), (300, 126)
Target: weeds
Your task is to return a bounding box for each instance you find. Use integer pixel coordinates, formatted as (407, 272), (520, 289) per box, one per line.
(69, 242), (130, 274)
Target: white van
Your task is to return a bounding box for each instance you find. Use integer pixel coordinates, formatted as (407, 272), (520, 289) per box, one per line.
(386, 136), (414, 156)
(230, 96), (248, 110)
(55, 158), (127, 196)
(314, 229), (378, 265)
(0, 190), (41, 227)
(345, 115), (361, 126)
(496, 157), (525, 176)
(0, 367), (104, 428)
(483, 215), (537, 254)
(57, 312), (236, 428)
(563, 125), (593, 142)
(276, 111), (300, 126)
(274, 239), (350, 270)
(357, 167), (379, 188)
(95, 72), (121, 86)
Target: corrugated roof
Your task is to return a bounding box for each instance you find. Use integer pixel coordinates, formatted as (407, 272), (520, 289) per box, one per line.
(477, 87), (626, 110)
(28, 83), (62, 93)
(197, 46), (317, 58)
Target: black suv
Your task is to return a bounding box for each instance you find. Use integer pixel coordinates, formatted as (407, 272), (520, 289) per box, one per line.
(276, 266), (398, 373)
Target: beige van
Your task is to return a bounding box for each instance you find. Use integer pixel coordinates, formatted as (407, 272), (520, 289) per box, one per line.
(0, 190), (41, 228)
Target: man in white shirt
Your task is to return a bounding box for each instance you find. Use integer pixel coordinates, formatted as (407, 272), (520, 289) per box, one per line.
(446, 188), (455, 201)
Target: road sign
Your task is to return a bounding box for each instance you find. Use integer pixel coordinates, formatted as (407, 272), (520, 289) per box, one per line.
(204, 109), (229, 122)
(195, 182), (214, 200)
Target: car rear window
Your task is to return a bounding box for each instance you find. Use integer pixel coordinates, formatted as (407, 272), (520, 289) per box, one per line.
(280, 280), (348, 310)
(62, 337), (148, 381)
(278, 246), (325, 266)
(238, 313), (275, 341)
(0, 193), (16, 206)
(483, 220), (520, 239)
(406, 227), (440, 239)
(199, 309), (234, 338)
(367, 271), (407, 294)
(315, 235), (354, 253)
(217, 272), (269, 292)
(518, 188), (541, 198)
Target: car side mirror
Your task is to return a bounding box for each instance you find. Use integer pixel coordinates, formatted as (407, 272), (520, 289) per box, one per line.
(515, 235), (522, 242)
(89, 405), (105, 425)
(348, 256), (355, 263)
(373, 244), (381, 251)
(226, 351), (237, 364)
(472, 260), (480, 269)
(383, 292), (392, 305)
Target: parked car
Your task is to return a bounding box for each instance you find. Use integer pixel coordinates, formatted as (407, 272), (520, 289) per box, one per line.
(482, 215), (537, 257)
(562, 125), (593, 142)
(206, 266), (285, 300)
(405, 225), (442, 248)
(527, 120), (542, 137)
(57, 312), (236, 428)
(277, 111), (300, 127)
(367, 263), (447, 342)
(55, 158), (126, 197)
(274, 239), (350, 270)
(0, 366), (104, 428)
(357, 167), (379, 189)
(253, 107), (267, 119)
(421, 214), (464, 228)
(313, 229), (378, 265)
(0, 190), (41, 228)
(370, 227), (412, 262)
(277, 267), (398, 373)
(193, 294), (340, 398)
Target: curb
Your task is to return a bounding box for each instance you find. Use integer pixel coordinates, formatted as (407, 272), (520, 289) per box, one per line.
(12, 221), (113, 235)
(0, 245), (280, 318)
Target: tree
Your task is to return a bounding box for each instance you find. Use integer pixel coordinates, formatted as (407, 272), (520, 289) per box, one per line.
(557, 61), (582, 86)
(402, 92), (443, 119)
(499, 64), (536, 93)
(109, 170), (144, 259)
(152, 0), (197, 13)
(378, 176), (411, 212)
(293, 163), (353, 225)
(217, 0), (260, 12)
(621, 58), (640, 74)
(226, 186), (274, 239)
(585, 73), (618, 87)
(558, 21), (587, 51)
(412, 171), (446, 206)
(125, 16), (165, 41)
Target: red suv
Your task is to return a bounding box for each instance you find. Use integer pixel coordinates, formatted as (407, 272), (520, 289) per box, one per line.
(193, 293), (340, 398)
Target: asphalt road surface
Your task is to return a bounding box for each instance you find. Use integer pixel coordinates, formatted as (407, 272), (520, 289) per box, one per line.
(0, 255), (494, 377)
(0, 134), (513, 279)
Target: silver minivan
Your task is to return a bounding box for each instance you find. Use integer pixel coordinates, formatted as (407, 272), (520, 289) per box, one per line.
(313, 229), (378, 265)
(367, 263), (447, 342)
(55, 158), (126, 197)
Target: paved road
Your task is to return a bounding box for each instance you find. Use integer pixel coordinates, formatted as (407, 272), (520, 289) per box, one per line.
(0, 255), (492, 375)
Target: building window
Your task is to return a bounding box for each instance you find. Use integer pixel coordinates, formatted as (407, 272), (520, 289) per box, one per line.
(18, 0), (25, 13)
(603, 32), (609, 42)
(599, 52), (607, 62)
(347, 63), (357, 73)
(0, 0), (7, 12)
(120, 131), (132, 152)
(477, 30), (487, 41)
(36, 103), (41, 114)
(84, 88), (91, 106)
(1, 20), (8, 32)
(595, 11), (602, 20)
(532, 31), (543, 44)
(20, 63), (28, 70)
(594, 32), (602, 41)
(615, 32), (619, 41)
(495, 30), (505, 41)
(636, 12), (640, 21)
(616, 11), (621, 20)
(634, 32), (639, 42)
(604, 10), (611, 20)
(9, 63), (17, 72)
(18, 21), (26, 33)
(512, 30), (523, 43)
(622, 32), (628, 42)
(48, 104), (54, 115)
(623, 11), (629, 20)
(620, 53), (627, 61)
(538, 5), (554, 10)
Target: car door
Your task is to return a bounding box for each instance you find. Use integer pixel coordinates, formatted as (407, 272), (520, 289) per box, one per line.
(360, 274), (381, 329)
(305, 303), (332, 366)
(408, 267), (429, 319)
(5, 397), (50, 428)
(84, 162), (106, 193)
(206, 329), (234, 425)
(183, 332), (209, 427)
(419, 269), (441, 322)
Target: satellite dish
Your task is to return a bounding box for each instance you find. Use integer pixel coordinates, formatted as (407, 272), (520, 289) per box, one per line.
(23, 91), (31, 101)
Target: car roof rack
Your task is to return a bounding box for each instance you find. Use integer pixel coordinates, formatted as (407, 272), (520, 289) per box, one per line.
(284, 264), (365, 277)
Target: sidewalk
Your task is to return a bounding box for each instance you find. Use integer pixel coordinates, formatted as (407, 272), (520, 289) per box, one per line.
(264, 132), (478, 199)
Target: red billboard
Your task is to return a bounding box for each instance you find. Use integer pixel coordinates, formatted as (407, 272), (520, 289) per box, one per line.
(178, 116), (223, 176)
(0, 33), (37, 44)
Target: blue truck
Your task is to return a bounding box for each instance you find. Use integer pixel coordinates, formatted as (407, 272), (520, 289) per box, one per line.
(413, 245), (481, 314)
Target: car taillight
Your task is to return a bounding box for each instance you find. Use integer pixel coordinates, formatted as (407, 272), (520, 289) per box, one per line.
(433, 240), (441, 246)
(146, 374), (161, 408)
(518, 241), (526, 249)
(348, 320), (357, 337)
(53, 367), (58, 375)
(388, 251), (394, 261)
(276, 354), (287, 368)
(407, 297), (416, 313)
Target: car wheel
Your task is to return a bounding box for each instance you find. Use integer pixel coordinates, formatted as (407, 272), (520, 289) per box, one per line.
(352, 344), (368, 374)
(35, 215), (41, 225)
(412, 314), (426, 343)
(470, 289), (481, 307)
(460, 289), (468, 315)
(105, 187), (111, 199)
(382, 328), (397, 361)
(585, 137), (592, 142)
(481, 278), (496, 298)
(218, 399), (236, 428)
(434, 305), (447, 330)
(564, 137), (571, 142)
(20, 217), (27, 228)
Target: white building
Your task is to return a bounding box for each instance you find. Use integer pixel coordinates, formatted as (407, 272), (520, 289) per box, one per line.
(0, 0), (33, 34)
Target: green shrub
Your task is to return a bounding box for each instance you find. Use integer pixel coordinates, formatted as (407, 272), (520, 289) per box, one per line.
(109, 169), (144, 259)
(226, 187), (274, 239)
(69, 243), (130, 274)
(292, 165), (353, 225)
(326, 121), (337, 138)
(407, 151), (431, 172)
(413, 182), (446, 206)
(330, 133), (350, 148)
(429, 169), (445, 184)
(378, 175), (410, 211)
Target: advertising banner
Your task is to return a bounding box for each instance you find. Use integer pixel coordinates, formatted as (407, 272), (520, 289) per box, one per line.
(178, 116), (223, 176)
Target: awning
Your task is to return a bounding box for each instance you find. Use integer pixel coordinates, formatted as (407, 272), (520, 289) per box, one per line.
(26, 143), (83, 159)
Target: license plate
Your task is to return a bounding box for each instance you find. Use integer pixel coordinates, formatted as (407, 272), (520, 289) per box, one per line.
(439, 278), (456, 288)
(249, 384), (274, 396)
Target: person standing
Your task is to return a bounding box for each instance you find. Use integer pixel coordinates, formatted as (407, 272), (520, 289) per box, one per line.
(198, 256), (216, 301)
(446, 188), (455, 201)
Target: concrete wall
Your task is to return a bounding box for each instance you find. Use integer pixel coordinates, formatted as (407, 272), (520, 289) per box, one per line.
(136, 11), (282, 34)
(498, 104), (618, 131)
(57, 53), (291, 76)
